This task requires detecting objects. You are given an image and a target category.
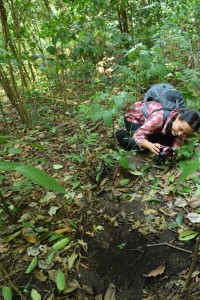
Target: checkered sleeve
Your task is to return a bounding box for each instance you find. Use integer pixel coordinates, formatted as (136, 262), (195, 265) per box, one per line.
(133, 111), (164, 147)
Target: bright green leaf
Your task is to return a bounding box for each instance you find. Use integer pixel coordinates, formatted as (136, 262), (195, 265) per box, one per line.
(56, 270), (66, 291)
(178, 161), (200, 183)
(47, 251), (56, 265)
(178, 230), (198, 241)
(52, 237), (70, 251)
(103, 110), (113, 127)
(46, 46), (56, 55)
(118, 156), (129, 169)
(25, 256), (38, 274)
(120, 179), (130, 186)
(114, 96), (123, 110)
(31, 289), (41, 300)
(2, 286), (13, 300)
(15, 165), (66, 194)
(0, 160), (22, 171)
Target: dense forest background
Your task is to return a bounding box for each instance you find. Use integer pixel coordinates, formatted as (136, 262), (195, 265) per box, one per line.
(0, 0), (199, 128)
(0, 1), (200, 300)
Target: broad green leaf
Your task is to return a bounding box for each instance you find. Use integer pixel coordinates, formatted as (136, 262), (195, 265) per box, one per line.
(140, 51), (151, 68)
(168, 175), (175, 183)
(103, 110), (113, 128)
(52, 237), (70, 251)
(90, 111), (104, 122)
(31, 289), (41, 300)
(153, 63), (166, 77)
(8, 148), (21, 154)
(0, 160), (65, 194)
(120, 179), (130, 186)
(56, 270), (66, 291)
(0, 160), (22, 171)
(178, 230), (198, 241)
(2, 286), (13, 300)
(46, 46), (56, 55)
(118, 156), (129, 169)
(120, 91), (135, 101)
(114, 96), (123, 110)
(147, 198), (160, 202)
(178, 161), (200, 183)
(48, 233), (62, 242)
(72, 180), (80, 189)
(15, 165), (66, 194)
(29, 143), (45, 151)
(129, 170), (143, 176)
(25, 256), (38, 274)
(47, 251), (56, 265)
(0, 136), (15, 143)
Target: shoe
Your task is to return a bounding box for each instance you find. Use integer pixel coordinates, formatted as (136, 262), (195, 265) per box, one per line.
(115, 130), (138, 151)
(115, 130), (128, 143)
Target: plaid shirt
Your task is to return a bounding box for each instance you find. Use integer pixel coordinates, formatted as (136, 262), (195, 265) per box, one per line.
(125, 100), (185, 154)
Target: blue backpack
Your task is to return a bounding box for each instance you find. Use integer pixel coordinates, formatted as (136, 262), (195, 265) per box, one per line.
(142, 83), (186, 122)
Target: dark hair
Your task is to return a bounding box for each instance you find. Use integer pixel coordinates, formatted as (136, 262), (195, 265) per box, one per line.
(179, 109), (200, 131)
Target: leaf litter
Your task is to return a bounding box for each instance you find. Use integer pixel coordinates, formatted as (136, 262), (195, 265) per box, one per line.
(0, 99), (200, 300)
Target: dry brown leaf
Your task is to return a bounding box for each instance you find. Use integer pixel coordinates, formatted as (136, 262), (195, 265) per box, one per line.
(144, 264), (165, 277)
(104, 283), (116, 300)
(25, 235), (37, 244)
(159, 207), (176, 217)
(54, 227), (73, 234)
(143, 208), (157, 216)
(34, 270), (47, 282)
(187, 195), (200, 208)
(86, 231), (95, 237)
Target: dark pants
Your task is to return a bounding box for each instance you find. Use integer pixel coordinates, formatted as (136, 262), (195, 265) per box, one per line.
(116, 118), (175, 151)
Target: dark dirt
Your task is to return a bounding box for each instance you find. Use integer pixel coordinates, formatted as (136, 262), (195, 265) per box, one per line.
(72, 199), (199, 300)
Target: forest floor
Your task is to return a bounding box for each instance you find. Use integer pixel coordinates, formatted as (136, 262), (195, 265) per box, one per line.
(0, 83), (200, 300)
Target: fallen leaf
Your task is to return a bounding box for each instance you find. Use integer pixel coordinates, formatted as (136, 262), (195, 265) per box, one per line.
(34, 270), (47, 282)
(68, 252), (78, 270)
(78, 239), (88, 251)
(159, 207), (176, 217)
(104, 283), (116, 300)
(53, 164), (63, 169)
(143, 208), (157, 216)
(187, 213), (200, 224)
(187, 195), (200, 208)
(2, 230), (22, 243)
(25, 236), (37, 243)
(48, 206), (59, 216)
(27, 246), (40, 256)
(174, 198), (188, 207)
(144, 265), (165, 277)
(54, 227), (73, 234)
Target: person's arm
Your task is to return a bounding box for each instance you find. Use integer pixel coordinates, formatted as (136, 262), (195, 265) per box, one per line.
(133, 111), (164, 154)
(141, 140), (161, 155)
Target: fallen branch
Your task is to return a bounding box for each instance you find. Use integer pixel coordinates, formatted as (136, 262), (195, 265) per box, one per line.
(147, 242), (192, 253)
(185, 235), (200, 290)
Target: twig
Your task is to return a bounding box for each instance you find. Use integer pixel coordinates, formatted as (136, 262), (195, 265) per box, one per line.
(185, 235), (200, 290)
(147, 242), (192, 253)
(0, 263), (28, 300)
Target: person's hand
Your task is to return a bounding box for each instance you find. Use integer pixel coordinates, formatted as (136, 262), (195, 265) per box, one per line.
(142, 141), (161, 155)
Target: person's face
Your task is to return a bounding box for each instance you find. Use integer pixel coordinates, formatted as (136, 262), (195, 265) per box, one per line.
(171, 116), (194, 138)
